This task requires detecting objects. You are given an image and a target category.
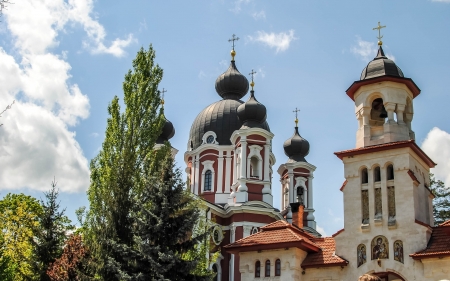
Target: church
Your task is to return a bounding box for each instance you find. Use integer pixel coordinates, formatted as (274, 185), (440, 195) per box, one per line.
(159, 27), (450, 280)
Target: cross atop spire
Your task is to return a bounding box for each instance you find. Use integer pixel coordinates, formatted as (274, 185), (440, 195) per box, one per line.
(228, 34), (240, 50)
(249, 69), (256, 90)
(373, 21), (386, 46)
(293, 107), (300, 127)
(161, 88), (167, 105)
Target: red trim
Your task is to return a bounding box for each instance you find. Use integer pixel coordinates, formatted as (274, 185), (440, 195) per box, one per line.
(407, 170), (420, 185)
(410, 252), (450, 260)
(415, 219), (432, 229)
(340, 180), (348, 192)
(224, 240), (320, 254)
(301, 260), (348, 269)
(346, 76), (420, 101)
(332, 228), (345, 237)
(334, 140), (436, 168)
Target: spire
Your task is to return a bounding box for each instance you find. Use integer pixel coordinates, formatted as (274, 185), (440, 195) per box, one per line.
(228, 34), (239, 61)
(293, 107), (300, 127)
(156, 88), (175, 144)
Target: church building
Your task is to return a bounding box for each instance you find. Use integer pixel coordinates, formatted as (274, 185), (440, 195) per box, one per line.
(162, 29), (450, 280)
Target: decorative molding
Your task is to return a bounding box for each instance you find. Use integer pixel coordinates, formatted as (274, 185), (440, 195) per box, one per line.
(201, 131), (219, 145)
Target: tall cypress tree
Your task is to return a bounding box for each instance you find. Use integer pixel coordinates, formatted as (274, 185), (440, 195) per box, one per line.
(33, 180), (74, 281)
(84, 45), (165, 280)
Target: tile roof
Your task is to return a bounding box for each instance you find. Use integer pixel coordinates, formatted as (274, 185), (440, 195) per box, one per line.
(410, 224), (450, 259)
(301, 237), (348, 268)
(224, 220), (320, 253)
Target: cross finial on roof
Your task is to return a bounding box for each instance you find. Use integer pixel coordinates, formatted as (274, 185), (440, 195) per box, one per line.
(249, 69), (256, 90)
(228, 34), (239, 50)
(161, 88), (167, 105)
(293, 107), (300, 127)
(373, 21), (386, 46)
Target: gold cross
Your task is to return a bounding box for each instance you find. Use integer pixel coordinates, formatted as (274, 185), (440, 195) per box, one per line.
(161, 88), (167, 105)
(228, 34), (240, 50)
(293, 107), (300, 126)
(249, 69), (257, 90)
(373, 21), (386, 45)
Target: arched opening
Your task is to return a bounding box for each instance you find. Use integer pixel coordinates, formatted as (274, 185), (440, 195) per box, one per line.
(387, 164), (394, 180)
(370, 98), (387, 126)
(250, 156), (259, 178)
(265, 260), (270, 277)
(204, 170), (212, 191)
(374, 166), (381, 182)
(275, 259), (281, 276)
(255, 261), (260, 278)
(372, 271), (406, 281)
(361, 168), (368, 184)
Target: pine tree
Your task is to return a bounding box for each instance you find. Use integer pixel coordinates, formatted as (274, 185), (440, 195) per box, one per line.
(84, 45), (166, 280)
(430, 173), (450, 225)
(33, 179), (74, 281)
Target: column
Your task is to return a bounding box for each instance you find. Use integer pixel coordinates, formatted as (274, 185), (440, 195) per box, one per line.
(225, 151), (232, 193)
(190, 160), (195, 194)
(217, 151), (223, 193)
(385, 102), (396, 123)
(307, 175), (314, 209)
(238, 137), (247, 192)
(396, 104), (405, 124)
(230, 224), (236, 281)
(194, 154), (200, 195)
(288, 170), (294, 204)
(263, 143), (270, 181)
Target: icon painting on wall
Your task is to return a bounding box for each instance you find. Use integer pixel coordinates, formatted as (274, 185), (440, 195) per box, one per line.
(371, 235), (389, 260)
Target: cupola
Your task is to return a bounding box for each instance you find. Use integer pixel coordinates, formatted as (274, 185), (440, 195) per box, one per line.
(360, 46), (404, 80)
(215, 50), (249, 100)
(237, 75), (267, 129)
(283, 121), (310, 162)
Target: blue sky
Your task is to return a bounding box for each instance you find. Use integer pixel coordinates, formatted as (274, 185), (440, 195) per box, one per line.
(1, 0), (450, 236)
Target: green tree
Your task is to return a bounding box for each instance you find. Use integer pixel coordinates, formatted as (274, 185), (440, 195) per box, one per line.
(33, 180), (74, 281)
(0, 233), (16, 281)
(84, 45), (166, 280)
(430, 173), (450, 225)
(0, 193), (43, 280)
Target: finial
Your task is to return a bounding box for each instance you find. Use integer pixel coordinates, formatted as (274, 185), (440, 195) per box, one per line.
(249, 69), (256, 90)
(293, 107), (300, 127)
(228, 34), (239, 61)
(160, 88), (167, 106)
(373, 21), (386, 46)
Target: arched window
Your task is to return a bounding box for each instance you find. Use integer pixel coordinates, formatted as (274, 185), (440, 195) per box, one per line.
(204, 170), (212, 191)
(361, 168), (368, 184)
(255, 261), (260, 278)
(275, 259), (281, 276)
(374, 166), (381, 182)
(265, 260), (270, 277)
(387, 164), (394, 180)
(250, 156), (259, 178)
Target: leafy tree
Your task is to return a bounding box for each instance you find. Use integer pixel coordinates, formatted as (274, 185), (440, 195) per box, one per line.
(33, 180), (74, 281)
(0, 233), (16, 281)
(430, 173), (450, 225)
(84, 45), (166, 280)
(47, 234), (89, 281)
(0, 193), (43, 280)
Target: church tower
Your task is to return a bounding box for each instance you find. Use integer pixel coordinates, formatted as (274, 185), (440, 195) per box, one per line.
(333, 23), (437, 280)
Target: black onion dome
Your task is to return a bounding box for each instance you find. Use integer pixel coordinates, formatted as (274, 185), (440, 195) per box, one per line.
(360, 46), (404, 80)
(215, 61), (249, 100)
(237, 90), (267, 129)
(189, 99), (270, 150)
(156, 116), (175, 144)
(283, 127), (310, 162)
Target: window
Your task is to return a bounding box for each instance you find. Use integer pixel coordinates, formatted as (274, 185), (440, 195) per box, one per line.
(387, 164), (394, 180)
(250, 156), (259, 178)
(204, 170), (212, 191)
(255, 261), (260, 277)
(206, 135), (214, 144)
(374, 166), (381, 182)
(275, 259), (281, 276)
(361, 168), (368, 184)
(265, 260), (270, 277)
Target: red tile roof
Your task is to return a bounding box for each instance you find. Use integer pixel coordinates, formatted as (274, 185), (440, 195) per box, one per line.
(334, 140), (436, 168)
(301, 237), (348, 268)
(410, 224), (450, 259)
(224, 220), (320, 254)
(332, 228), (344, 237)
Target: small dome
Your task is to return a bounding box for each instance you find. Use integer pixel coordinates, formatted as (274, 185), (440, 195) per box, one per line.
(360, 46), (404, 80)
(156, 116), (175, 144)
(215, 61), (249, 100)
(189, 99), (270, 150)
(283, 127), (310, 162)
(237, 90), (267, 129)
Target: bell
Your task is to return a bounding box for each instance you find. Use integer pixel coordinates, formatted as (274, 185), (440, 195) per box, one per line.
(379, 107), (388, 118)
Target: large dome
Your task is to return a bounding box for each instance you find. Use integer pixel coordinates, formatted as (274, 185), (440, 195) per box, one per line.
(360, 46), (404, 80)
(188, 99), (270, 150)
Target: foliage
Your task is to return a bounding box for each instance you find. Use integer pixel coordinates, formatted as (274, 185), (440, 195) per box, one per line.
(0, 193), (43, 280)
(84, 45), (166, 280)
(0, 233), (16, 281)
(430, 173), (450, 225)
(47, 234), (89, 281)
(33, 180), (74, 281)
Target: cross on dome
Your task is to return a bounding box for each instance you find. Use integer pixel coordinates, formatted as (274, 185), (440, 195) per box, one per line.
(160, 88), (167, 105)
(228, 34), (240, 61)
(249, 69), (256, 90)
(293, 107), (300, 127)
(373, 21), (386, 46)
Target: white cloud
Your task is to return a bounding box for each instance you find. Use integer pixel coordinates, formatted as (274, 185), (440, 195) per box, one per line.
(252, 10), (266, 20)
(255, 67), (266, 79)
(316, 225), (327, 237)
(422, 127), (450, 187)
(230, 0), (252, 14)
(198, 71), (207, 79)
(248, 30), (296, 53)
(351, 37), (376, 61)
(0, 0), (131, 192)
(432, 0), (450, 2)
